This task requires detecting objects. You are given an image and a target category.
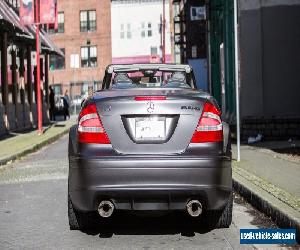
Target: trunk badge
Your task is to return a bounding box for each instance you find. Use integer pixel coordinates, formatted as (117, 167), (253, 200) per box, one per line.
(104, 106), (112, 112)
(181, 105), (201, 111)
(147, 102), (155, 113)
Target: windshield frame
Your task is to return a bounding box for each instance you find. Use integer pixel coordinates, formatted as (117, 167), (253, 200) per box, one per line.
(102, 64), (197, 90)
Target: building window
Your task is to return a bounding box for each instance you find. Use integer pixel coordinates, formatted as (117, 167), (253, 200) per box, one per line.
(80, 10), (96, 32)
(147, 22), (152, 37)
(174, 45), (181, 64)
(120, 24), (125, 39)
(141, 22), (152, 37)
(120, 23), (131, 39)
(141, 22), (145, 38)
(49, 48), (65, 70)
(150, 46), (157, 55)
(81, 46), (97, 68)
(89, 11), (96, 31)
(190, 6), (206, 21)
(48, 25), (55, 34)
(82, 83), (89, 96)
(70, 54), (80, 69)
(127, 23), (131, 39)
(53, 84), (62, 96)
(48, 12), (64, 34)
(57, 12), (64, 33)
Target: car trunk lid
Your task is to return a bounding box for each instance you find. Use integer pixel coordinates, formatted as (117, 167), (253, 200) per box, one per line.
(94, 88), (208, 155)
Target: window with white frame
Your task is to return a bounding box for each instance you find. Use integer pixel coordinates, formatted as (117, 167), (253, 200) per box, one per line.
(57, 12), (64, 33)
(70, 54), (79, 69)
(147, 22), (152, 37)
(90, 46), (97, 67)
(141, 22), (145, 38)
(48, 12), (64, 33)
(120, 24), (125, 39)
(80, 10), (96, 32)
(150, 46), (157, 55)
(127, 23), (131, 39)
(120, 23), (132, 39)
(81, 46), (97, 68)
(89, 11), (96, 30)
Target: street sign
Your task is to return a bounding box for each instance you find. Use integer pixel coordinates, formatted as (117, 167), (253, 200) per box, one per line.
(40, 0), (56, 24)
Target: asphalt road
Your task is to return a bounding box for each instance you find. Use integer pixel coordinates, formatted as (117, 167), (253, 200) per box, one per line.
(0, 135), (285, 250)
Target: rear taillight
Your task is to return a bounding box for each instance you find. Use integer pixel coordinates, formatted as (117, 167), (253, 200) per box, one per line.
(190, 102), (223, 143)
(78, 104), (110, 144)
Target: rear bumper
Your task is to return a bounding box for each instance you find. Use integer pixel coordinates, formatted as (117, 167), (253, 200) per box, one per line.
(68, 156), (232, 212)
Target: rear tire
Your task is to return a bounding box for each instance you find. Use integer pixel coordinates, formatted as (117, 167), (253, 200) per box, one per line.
(203, 192), (233, 229)
(68, 194), (98, 230)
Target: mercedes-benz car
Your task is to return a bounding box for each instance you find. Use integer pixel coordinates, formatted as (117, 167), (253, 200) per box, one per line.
(68, 64), (232, 230)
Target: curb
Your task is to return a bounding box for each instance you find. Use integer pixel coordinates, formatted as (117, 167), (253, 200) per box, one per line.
(0, 126), (71, 167)
(233, 177), (300, 243)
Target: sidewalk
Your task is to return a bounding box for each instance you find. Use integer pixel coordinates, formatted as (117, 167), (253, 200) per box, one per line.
(232, 141), (300, 241)
(0, 118), (76, 168)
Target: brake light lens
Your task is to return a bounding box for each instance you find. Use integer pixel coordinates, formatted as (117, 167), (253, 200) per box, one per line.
(78, 104), (110, 144)
(135, 96), (166, 101)
(190, 102), (223, 143)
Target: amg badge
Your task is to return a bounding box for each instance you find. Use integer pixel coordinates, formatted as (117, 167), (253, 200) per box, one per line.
(181, 105), (201, 111)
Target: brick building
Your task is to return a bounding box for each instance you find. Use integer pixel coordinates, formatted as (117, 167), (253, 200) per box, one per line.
(48, 0), (112, 101)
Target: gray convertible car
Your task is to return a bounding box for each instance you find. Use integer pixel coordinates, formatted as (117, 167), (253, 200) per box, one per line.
(68, 64), (232, 230)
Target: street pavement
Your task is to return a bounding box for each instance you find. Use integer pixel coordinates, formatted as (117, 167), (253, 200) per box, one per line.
(0, 119), (75, 167)
(233, 143), (300, 199)
(0, 135), (289, 250)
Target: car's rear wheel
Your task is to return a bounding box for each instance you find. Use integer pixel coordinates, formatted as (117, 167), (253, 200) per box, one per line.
(68, 194), (98, 230)
(203, 192), (233, 229)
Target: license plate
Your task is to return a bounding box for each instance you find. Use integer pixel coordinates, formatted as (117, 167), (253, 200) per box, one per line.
(135, 117), (166, 141)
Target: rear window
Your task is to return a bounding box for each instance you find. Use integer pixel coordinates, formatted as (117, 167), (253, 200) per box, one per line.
(109, 70), (194, 89)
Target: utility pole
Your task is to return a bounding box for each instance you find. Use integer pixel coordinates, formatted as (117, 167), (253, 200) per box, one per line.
(234, 0), (241, 161)
(160, 14), (162, 60)
(162, 0), (166, 63)
(35, 0), (43, 134)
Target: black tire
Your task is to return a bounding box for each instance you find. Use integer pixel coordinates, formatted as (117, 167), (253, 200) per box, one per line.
(68, 194), (98, 230)
(68, 130), (98, 230)
(203, 192), (233, 229)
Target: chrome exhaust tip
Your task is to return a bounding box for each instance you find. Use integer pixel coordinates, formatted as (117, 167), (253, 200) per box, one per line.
(186, 200), (202, 217)
(98, 200), (114, 218)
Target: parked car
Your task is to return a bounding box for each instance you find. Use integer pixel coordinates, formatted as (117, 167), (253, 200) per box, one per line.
(68, 64), (232, 230)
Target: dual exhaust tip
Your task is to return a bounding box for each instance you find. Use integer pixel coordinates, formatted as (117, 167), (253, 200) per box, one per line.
(97, 199), (202, 218)
(186, 200), (202, 217)
(98, 200), (114, 218)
